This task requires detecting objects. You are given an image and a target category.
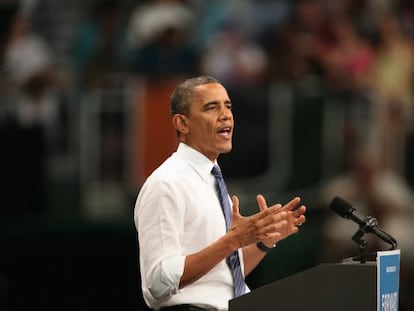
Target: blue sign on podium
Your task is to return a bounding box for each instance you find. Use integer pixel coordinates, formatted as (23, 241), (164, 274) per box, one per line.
(377, 249), (400, 311)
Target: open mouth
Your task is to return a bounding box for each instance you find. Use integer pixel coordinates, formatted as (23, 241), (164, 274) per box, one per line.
(217, 126), (232, 138)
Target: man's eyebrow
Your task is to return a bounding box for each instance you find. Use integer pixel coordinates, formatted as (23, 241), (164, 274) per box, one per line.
(203, 99), (232, 106)
(201, 100), (219, 108)
(201, 99), (233, 109)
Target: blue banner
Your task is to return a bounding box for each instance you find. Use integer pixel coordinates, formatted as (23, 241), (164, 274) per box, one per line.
(377, 250), (400, 311)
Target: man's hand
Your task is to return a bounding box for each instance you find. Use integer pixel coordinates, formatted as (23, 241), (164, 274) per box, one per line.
(228, 195), (306, 249)
(257, 195), (306, 247)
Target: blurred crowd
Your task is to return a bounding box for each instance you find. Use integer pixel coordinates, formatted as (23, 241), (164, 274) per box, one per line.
(1, 0), (414, 308)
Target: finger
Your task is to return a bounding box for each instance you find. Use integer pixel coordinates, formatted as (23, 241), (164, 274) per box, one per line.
(290, 226), (299, 235)
(291, 212), (306, 227)
(295, 215), (306, 226)
(282, 197), (301, 211)
(293, 205), (306, 217)
(254, 203), (284, 225)
(268, 201), (284, 212)
(256, 194), (267, 212)
(257, 195), (284, 213)
(232, 195), (241, 217)
(257, 209), (287, 229)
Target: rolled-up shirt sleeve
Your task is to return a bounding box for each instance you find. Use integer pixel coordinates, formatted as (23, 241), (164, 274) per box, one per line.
(148, 255), (185, 299)
(136, 179), (187, 300)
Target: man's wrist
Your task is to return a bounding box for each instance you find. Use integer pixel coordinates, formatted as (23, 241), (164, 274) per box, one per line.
(256, 241), (276, 253)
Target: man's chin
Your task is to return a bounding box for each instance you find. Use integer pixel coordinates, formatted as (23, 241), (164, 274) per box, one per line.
(220, 144), (232, 154)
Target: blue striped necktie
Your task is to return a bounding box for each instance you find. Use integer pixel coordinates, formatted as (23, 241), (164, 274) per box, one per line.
(211, 165), (246, 297)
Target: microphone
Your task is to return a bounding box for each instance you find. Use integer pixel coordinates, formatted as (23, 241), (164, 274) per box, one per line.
(329, 196), (397, 249)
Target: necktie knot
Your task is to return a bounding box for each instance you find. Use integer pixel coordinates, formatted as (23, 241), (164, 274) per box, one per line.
(211, 165), (223, 179)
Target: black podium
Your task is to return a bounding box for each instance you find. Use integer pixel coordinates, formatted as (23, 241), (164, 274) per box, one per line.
(229, 261), (377, 311)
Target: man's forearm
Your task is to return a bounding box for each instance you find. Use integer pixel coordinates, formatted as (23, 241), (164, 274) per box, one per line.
(179, 233), (239, 288)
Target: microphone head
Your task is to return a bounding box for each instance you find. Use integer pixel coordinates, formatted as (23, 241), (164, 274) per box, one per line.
(329, 196), (355, 219)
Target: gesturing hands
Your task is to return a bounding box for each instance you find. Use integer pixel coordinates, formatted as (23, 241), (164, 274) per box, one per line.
(229, 195), (307, 249)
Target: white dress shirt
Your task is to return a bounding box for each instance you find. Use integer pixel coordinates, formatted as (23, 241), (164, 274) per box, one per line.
(134, 143), (248, 310)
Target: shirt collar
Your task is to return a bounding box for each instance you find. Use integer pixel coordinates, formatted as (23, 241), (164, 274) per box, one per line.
(176, 142), (217, 181)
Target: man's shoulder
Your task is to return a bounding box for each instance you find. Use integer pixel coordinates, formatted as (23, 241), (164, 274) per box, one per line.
(145, 154), (189, 183)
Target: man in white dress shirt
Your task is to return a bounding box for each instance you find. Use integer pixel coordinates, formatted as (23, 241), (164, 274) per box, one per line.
(134, 76), (306, 311)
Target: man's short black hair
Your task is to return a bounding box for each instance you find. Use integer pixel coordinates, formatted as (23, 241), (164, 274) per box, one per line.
(169, 76), (219, 116)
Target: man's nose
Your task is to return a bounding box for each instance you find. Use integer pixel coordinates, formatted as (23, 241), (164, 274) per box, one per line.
(219, 106), (232, 120)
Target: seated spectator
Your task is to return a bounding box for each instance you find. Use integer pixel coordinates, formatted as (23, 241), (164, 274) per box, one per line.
(125, 0), (198, 78)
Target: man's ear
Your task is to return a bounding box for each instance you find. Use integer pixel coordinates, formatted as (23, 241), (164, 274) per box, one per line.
(172, 114), (189, 134)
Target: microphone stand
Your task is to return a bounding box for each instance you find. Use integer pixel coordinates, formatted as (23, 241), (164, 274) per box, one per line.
(351, 216), (395, 264)
(351, 216), (379, 264)
(352, 227), (367, 264)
